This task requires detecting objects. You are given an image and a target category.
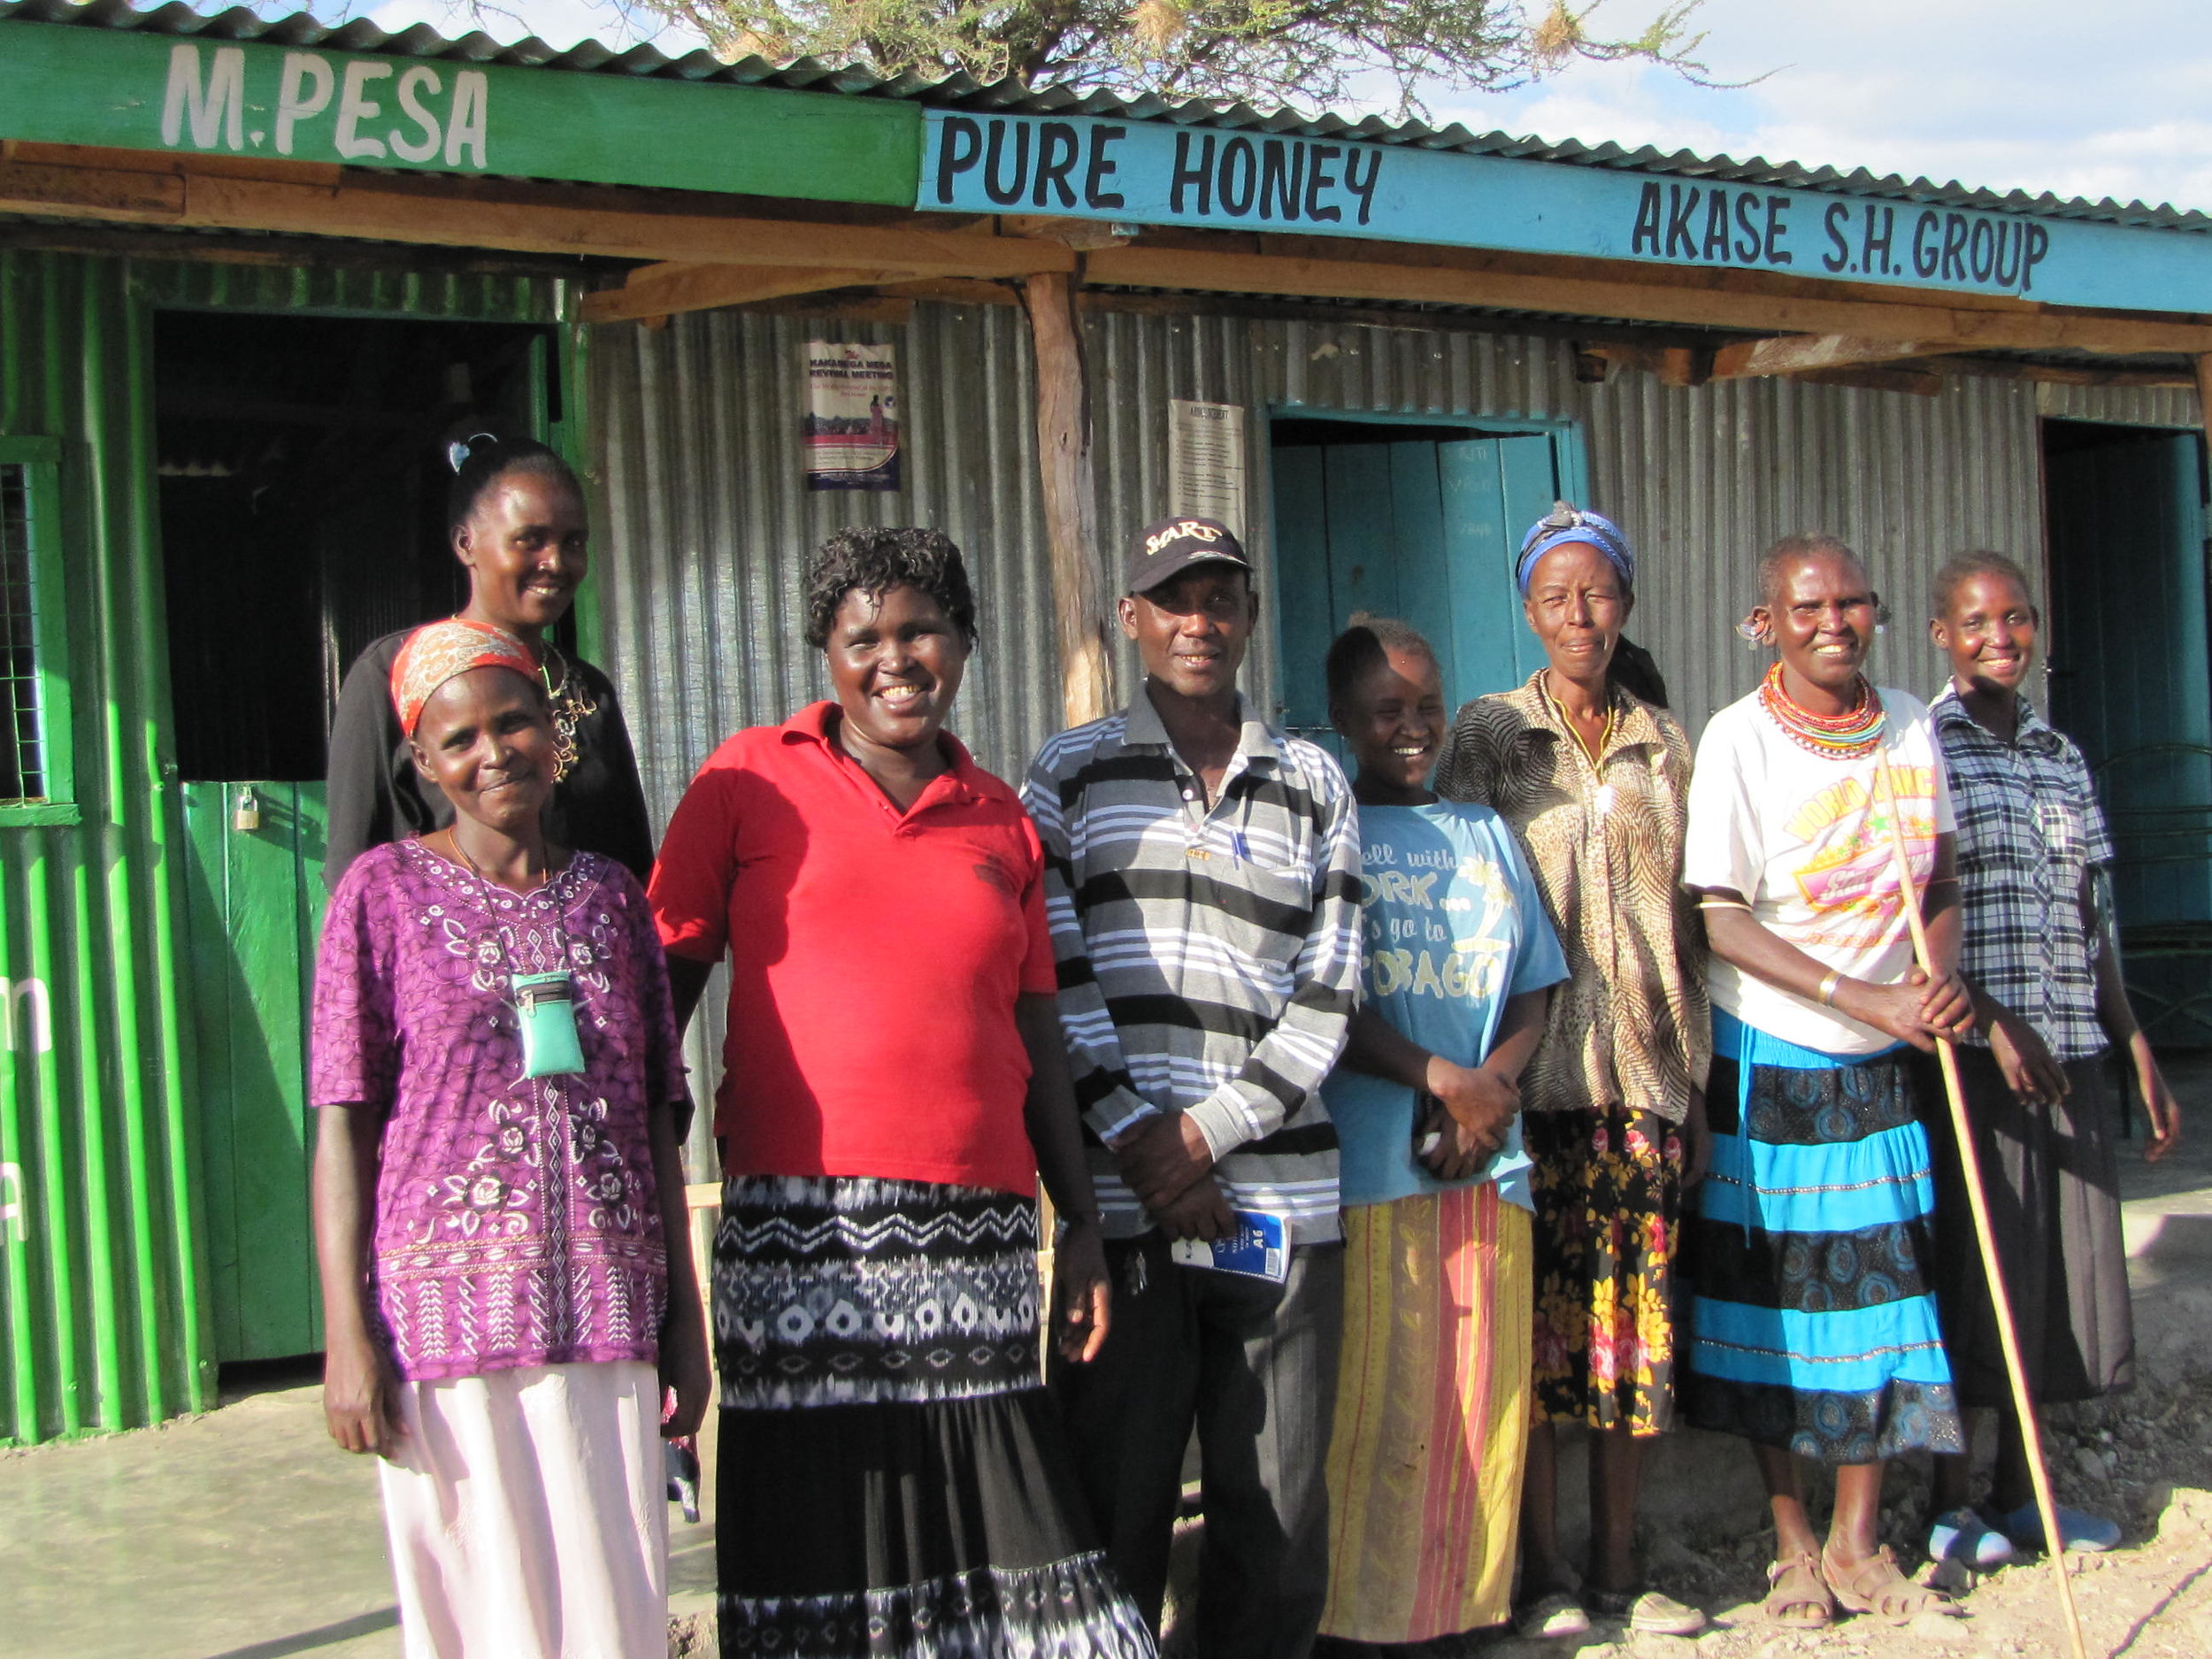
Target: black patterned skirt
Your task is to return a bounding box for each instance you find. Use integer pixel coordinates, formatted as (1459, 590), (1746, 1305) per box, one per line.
(712, 1174), (1155, 1658)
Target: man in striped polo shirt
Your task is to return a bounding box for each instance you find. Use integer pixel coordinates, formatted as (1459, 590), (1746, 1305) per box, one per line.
(1024, 515), (1362, 1659)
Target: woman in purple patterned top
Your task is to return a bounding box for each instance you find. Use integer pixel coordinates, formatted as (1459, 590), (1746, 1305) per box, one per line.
(311, 619), (708, 1658)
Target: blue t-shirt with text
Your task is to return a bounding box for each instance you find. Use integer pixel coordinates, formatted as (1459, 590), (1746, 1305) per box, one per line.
(1322, 801), (1568, 1210)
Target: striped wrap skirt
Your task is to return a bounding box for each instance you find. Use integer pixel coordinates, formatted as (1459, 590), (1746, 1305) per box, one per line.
(1320, 1181), (1532, 1644)
(1681, 1012), (1962, 1463)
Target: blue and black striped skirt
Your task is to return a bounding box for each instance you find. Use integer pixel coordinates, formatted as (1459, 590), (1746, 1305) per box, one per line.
(1681, 1013), (1963, 1463)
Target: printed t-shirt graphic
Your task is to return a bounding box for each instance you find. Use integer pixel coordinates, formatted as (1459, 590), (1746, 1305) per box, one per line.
(1322, 801), (1567, 1210)
(1682, 687), (1954, 1056)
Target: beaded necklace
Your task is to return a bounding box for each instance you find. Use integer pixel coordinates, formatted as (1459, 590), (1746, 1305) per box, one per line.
(539, 644), (598, 784)
(1756, 661), (1886, 758)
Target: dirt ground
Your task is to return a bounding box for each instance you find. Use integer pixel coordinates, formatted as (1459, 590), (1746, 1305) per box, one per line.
(1155, 1363), (2212, 1659)
(1592, 1381), (2212, 1659)
(1157, 1056), (2212, 1659)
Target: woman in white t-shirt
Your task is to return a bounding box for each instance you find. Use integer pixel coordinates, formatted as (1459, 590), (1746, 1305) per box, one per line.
(1681, 535), (1974, 1629)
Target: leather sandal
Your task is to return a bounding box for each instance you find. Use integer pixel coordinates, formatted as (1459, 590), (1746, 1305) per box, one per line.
(1820, 1543), (1962, 1623)
(1763, 1551), (1835, 1628)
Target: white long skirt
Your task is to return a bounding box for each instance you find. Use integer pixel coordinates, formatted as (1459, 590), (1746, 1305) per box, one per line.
(378, 1360), (667, 1659)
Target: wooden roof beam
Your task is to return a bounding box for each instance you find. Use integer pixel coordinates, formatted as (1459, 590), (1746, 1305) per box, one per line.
(1790, 363), (1947, 397)
(581, 263), (901, 325)
(1081, 245), (2212, 357)
(1711, 334), (1955, 380)
(0, 155), (1076, 279)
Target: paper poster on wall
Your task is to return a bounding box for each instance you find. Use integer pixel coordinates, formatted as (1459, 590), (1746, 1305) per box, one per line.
(804, 342), (901, 491)
(1169, 399), (1247, 539)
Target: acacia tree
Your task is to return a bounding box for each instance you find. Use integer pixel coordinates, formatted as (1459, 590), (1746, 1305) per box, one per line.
(622, 0), (1717, 117)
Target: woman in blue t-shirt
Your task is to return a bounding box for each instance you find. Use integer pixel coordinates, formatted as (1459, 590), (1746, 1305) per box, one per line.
(1312, 614), (1568, 1651)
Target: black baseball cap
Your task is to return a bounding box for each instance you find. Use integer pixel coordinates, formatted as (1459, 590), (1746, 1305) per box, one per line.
(1125, 515), (1251, 595)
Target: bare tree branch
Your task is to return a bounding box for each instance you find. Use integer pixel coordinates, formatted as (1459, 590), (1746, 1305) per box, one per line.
(614, 0), (1743, 118)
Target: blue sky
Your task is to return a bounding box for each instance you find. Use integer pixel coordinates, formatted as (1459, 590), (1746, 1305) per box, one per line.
(351, 0), (2212, 212)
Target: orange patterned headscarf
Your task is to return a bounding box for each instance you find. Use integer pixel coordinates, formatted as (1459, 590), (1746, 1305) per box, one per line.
(389, 619), (539, 737)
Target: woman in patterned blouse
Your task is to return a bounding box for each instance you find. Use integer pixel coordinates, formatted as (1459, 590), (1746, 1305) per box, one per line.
(1917, 549), (2179, 1563)
(1435, 504), (1711, 1640)
(311, 620), (707, 1657)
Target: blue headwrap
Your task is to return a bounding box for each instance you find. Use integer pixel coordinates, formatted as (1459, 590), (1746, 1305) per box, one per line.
(1514, 503), (1636, 595)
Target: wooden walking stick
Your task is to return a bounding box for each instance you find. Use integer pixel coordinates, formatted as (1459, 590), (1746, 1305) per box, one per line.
(1872, 753), (2092, 1659)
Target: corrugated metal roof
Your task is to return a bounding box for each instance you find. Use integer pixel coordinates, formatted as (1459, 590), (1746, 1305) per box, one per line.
(7, 0), (2207, 234)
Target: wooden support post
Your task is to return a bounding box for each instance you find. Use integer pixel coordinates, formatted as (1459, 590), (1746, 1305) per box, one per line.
(1024, 269), (1117, 729)
(2195, 353), (2212, 437)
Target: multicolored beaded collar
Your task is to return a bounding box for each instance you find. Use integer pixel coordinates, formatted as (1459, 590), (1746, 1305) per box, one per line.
(1756, 661), (1886, 758)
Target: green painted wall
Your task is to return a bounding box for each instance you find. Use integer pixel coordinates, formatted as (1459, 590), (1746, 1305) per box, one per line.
(0, 249), (571, 1444)
(0, 248), (203, 1442)
(0, 20), (920, 205)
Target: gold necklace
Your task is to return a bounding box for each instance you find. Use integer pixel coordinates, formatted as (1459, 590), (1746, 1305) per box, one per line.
(1542, 673), (1617, 768)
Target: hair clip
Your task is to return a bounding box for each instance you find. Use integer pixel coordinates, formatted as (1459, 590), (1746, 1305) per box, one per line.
(446, 431), (499, 474)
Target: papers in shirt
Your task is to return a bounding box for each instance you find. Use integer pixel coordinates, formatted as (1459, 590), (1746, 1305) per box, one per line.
(1170, 1210), (1290, 1281)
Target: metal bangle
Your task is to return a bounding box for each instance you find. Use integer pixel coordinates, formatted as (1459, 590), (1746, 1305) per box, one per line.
(1816, 970), (1842, 1007)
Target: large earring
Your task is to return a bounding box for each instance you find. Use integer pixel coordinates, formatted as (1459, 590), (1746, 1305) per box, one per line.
(1736, 616), (1769, 649)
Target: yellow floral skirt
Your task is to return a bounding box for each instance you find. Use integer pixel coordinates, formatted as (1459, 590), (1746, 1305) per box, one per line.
(1320, 1184), (1532, 1644)
(1526, 1104), (1685, 1436)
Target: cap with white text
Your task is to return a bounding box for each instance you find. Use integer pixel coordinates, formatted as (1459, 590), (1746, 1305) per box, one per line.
(1125, 515), (1250, 595)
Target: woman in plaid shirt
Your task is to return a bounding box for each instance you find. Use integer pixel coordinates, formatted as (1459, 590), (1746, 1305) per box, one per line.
(1919, 549), (2180, 1565)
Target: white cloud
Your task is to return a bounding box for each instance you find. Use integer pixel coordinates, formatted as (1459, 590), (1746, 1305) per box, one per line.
(1414, 0), (2212, 211)
(359, 0), (696, 54)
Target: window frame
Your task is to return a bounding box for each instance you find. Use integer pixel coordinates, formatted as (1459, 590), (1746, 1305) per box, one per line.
(0, 437), (78, 827)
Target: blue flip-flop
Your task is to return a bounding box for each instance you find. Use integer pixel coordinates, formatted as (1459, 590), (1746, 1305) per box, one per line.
(2001, 1502), (2123, 1554)
(1927, 1506), (2016, 1569)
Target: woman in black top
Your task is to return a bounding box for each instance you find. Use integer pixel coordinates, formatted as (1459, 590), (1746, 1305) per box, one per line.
(324, 434), (654, 891)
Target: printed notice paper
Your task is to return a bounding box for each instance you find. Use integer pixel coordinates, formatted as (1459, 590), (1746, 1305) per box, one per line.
(805, 342), (901, 491)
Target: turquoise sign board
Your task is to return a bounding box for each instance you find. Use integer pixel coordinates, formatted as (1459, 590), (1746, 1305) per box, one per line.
(0, 20), (919, 205)
(918, 109), (2212, 315)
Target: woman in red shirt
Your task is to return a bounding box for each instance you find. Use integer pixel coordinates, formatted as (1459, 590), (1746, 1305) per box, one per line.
(650, 527), (1148, 1657)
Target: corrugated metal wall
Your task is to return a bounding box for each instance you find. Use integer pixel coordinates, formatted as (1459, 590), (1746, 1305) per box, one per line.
(589, 301), (2063, 1127)
(590, 303), (2050, 772)
(591, 303), (1056, 804)
(0, 249), (200, 1444)
(2036, 380), (2202, 430)
(1087, 313), (2048, 729)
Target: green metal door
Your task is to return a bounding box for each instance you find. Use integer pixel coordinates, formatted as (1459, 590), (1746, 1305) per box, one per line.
(180, 784), (326, 1361)
(148, 297), (572, 1370)
(1273, 426), (1561, 741)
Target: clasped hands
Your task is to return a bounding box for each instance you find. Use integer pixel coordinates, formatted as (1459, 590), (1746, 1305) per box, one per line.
(1832, 964), (1974, 1053)
(1414, 1056), (1519, 1182)
(1113, 1112), (1234, 1241)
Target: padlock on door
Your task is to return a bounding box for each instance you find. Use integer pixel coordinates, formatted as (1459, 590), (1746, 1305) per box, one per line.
(233, 787), (261, 833)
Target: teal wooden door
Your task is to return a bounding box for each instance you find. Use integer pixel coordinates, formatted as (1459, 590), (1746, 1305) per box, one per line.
(1273, 429), (1561, 740)
(180, 782), (327, 1361)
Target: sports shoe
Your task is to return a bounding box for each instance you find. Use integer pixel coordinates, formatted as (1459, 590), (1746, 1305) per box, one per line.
(2001, 1502), (2123, 1553)
(1927, 1506), (2016, 1569)
(1588, 1586), (1708, 1635)
(1513, 1591), (1591, 1640)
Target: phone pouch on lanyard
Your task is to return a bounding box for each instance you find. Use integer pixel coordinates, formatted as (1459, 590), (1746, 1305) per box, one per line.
(511, 971), (586, 1079)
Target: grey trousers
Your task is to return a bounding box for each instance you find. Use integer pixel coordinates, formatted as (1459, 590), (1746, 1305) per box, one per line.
(1052, 1229), (1346, 1659)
